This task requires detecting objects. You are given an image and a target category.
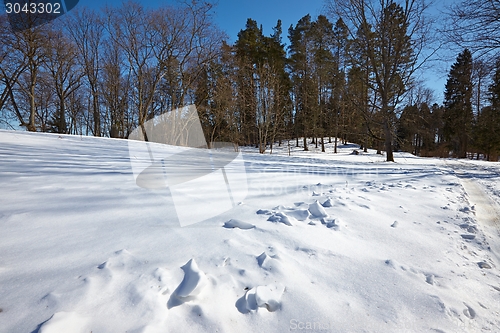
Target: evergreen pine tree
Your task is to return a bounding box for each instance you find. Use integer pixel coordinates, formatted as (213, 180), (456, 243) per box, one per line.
(288, 15), (315, 151)
(443, 49), (473, 158)
(235, 19), (290, 153)
(475, 58), (500, 160)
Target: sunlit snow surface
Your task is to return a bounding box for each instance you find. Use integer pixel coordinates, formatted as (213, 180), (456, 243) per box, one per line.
(0, 130), (499, 333)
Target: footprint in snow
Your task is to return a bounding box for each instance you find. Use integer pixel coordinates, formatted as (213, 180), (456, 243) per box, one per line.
(459, 223), (478, 234)
(425, 274), (435, 285)
(96, 249), (137, 271)
(459, 206), (473, 213)
(461, 234), (476, 240)
(478, 262), (492, 269)
(463, 303), (476, 319)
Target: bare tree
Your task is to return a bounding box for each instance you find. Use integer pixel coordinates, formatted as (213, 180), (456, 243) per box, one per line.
(0, 15), (25, 122)
(104, 2), (157, 140)
(34, 72), (57, 132)
(66, 7), (104, 136)
(327, 0), (434, 161)
(100, 32), (131, 138)
(1, 15), (49, 131)
(471, 59), (493, 116)
(43, 29), (84, 133)
(445, 0), (500, 59)
(105, 1), (224, 141)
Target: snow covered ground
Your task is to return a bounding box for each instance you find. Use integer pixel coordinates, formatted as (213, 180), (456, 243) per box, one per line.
(0, 130), (499, 333)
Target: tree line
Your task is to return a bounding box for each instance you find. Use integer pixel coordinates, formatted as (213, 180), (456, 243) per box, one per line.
(1, 0), (499, 161)
(398, 0), (500, 161)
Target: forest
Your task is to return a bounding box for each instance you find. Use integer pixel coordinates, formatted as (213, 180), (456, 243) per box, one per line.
(1, 0), (500, 161)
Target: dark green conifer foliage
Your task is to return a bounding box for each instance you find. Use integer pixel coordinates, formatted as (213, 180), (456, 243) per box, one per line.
(443, 49), (473, 158)
(475, 59), (500, 160)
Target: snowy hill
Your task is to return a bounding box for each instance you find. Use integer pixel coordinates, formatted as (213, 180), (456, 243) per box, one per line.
(0, 130), (499, 333)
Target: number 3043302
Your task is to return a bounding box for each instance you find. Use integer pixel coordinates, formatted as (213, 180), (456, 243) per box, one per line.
(5, 2), (61, 14)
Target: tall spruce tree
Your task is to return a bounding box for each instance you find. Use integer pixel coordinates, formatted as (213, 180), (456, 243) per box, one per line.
(311, 15), (335, 152)
(332, 17), (349, 152)
(288, 15), (316, 151)
(235, 19), (289, 153)
(487, 59), (500, 159)
(475, 58), (500, 160)
(234, 19), (264, 146)
(443, 49), (473, 158)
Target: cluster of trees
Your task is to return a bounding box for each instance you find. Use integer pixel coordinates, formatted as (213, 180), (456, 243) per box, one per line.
(398, 0), (500, 160)
(396, 54), (500, 161)
(199, 0), (430, 160)
(1, 0), (499, 161)
(0, 1), (224, 137)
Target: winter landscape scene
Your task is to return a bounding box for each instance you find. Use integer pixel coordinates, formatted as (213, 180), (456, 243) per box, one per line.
(1, 0), (500, 332)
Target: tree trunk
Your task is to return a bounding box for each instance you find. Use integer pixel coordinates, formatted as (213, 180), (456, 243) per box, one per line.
(364, 127), (368, 153)
(384, 119), (394, 161)
(92, 91), (100, 136)
(28, 78), (36, 132)
(59, 100), (67, 134)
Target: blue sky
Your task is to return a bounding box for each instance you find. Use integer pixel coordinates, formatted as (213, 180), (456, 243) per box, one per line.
(78, 0), (324, 43)
(71, 0), (454, 101)
(214, 0), (324, 43)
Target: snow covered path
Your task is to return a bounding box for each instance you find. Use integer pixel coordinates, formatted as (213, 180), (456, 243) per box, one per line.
(444, 160), (500, 266)
(1, 130), (500, 333)
(460, 178), (500, 262)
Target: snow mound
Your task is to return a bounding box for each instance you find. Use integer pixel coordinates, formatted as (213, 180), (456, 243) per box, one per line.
(322, 198), (334, 207)
(39, 312), (89, 333)
(173, 258), (207, 298)
(321, 218), (340, 230)
(286, 209), (310, 221)
(256, 252), (281, 271)
(308, 200), (328, 218)
(239, 284), (285, 313)
(223, 219), (255, 229)
(267, 212), (296, 226)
